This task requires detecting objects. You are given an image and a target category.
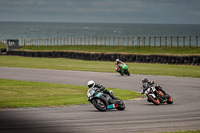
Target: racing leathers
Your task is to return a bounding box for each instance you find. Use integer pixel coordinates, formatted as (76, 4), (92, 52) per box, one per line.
(115, 60), (126, 75)
(141, 81), (167, 97)
(92, 83), (116, 100)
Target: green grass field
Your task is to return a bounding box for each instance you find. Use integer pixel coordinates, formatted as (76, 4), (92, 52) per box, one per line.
(20, 45), (200, 55)
(0, 42), (6, 49)
(161, 131), (200, 133)
(0, 79), (142, 108)
(0, 56), (199, 78)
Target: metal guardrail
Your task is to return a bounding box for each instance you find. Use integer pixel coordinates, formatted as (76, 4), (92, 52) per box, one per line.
(1, 36), (200, 47)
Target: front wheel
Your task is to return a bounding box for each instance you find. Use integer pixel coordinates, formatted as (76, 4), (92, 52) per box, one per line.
(92, 98), (107, 111)
(115, 100), (125, 110)
(124, 69), (130, 76)
(148, 95), (160, 105)
(166, 94), (173, 104)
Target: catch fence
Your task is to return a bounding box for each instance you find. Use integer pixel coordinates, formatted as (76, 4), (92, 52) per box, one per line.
(1, 36), (200, 47)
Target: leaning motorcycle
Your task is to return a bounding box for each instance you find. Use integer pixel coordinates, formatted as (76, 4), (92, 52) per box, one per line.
(116, 64), (130, 76)
(143, 86), (173, 105)
(87, 88), (125, 111)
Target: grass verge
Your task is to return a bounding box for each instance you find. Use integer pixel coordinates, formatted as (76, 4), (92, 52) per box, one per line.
(0, 79), (142, 108)
(20, 45), (200, 55)
(0, 56), (199, 78)
(160, 130), (200, 133)
(0, 42), (6, 49)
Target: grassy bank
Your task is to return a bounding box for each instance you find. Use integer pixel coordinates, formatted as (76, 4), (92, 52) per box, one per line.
(20, 45), (200, 55)
(0, 79), (142, 108)
(0, 42), (6, 49)
(0, 56), (199, 78)
(161, 130), (200, 133)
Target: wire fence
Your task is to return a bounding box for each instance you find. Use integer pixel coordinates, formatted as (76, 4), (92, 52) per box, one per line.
(1, 36), (200, 47)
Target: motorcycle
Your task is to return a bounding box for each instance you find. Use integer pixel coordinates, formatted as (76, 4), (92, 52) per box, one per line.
(87, 88), (125, 111)
(142, 85), (173, 105)
(116, 64), (130, 76)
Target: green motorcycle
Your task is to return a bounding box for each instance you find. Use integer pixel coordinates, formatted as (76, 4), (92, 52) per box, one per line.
(116, 64), (130, 76)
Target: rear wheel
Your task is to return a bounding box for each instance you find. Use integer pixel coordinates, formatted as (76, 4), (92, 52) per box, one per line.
(148, 95), (160, 105)
(92, 98), (107, 111)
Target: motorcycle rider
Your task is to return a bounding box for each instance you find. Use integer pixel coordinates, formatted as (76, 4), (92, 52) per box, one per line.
(87, 80), (116, 100)
(141, 77), (167, 97)
(115, 59), (126, 75)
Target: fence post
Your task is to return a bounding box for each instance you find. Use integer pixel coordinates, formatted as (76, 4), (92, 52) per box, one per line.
(88, 37), (90, 45)
(96, 37), (97, 45)
(23, 39), (25, 47)
(189, 36), (191, 47)
(136, 37), (138, 46)
(154, 37), (156, 46)
(132, 37), (134, 46)
(142, 37), (144, 46)
(171, 36), (173, 47)
(177, 36), (179, 47)
(148, 37), (151, 46)
(183, 36), (185, 47)
(127, 37), (129, 46)
(104, 37), (106, 46)
(118, 37), (120, 46)
(160, 37), (162, 47)
(196, 36), (198, 47)
(70, 38), (72, 45)
(84, 37), (86, 45)
(92, 37), (94, 45)
(113, 37), (115, 46)
(109, 37), (110, 46)
(165, 37), (167, 46)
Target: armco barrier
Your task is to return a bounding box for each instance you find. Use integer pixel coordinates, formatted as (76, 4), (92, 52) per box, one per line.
(6, 51), (200, 65)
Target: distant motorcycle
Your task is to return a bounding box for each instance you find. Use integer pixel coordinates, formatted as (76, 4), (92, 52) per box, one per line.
(116, 64), (130, 76)
(143, 85), (173, 105)
(87, 88), (125, 111)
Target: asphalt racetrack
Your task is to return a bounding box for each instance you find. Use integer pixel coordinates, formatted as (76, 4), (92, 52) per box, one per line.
(0, 67), (200, 133)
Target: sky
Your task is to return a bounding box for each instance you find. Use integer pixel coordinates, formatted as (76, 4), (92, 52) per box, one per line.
(0, 0), (200, 24)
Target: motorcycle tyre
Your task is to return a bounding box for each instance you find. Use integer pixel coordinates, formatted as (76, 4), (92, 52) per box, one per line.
(127, 71), (130, 76)
(115, 100), (125, 111)
(124, 70), (130, 76)
(92, 99), (107, 111)
(147, 95), (160, 105)
(166, 94), (173, 104)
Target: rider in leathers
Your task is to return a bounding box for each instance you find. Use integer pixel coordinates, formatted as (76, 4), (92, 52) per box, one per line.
(141, 77), (167, 97)
(115, 59), (126, 75)
(87, 80), (116, 101)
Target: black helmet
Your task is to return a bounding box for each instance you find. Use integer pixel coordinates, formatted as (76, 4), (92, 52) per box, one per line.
(142, 77), (148, 83)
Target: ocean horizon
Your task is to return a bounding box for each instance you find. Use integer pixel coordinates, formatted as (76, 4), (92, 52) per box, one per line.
(0, 21), (200, 40)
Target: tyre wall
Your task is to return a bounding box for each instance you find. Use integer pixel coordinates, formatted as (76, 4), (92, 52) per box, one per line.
(6, 51), (200, 65)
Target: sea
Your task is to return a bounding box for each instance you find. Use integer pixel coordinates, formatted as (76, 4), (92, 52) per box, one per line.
(0, 22), (200, 46)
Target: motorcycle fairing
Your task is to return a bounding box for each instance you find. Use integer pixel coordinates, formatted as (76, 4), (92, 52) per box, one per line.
(107, 104), (115, 109)
(96, 92), (103, 97)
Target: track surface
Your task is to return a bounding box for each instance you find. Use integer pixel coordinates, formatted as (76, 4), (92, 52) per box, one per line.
(0, 67), (200, 133)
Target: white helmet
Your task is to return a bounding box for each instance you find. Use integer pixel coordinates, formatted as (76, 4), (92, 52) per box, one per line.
(116, 59), (119, 62)
(87, 80), (95, 88)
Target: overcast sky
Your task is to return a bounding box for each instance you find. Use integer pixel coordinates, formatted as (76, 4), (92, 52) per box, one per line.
(0, 0), (200, 24)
